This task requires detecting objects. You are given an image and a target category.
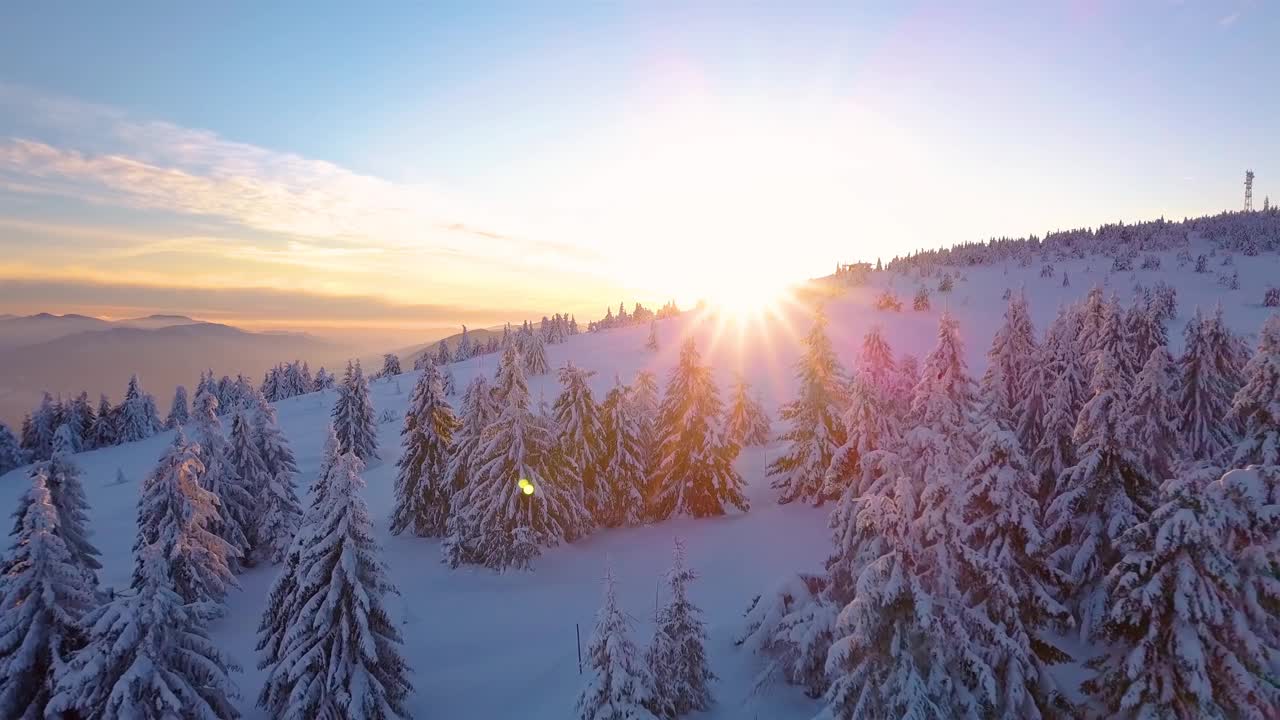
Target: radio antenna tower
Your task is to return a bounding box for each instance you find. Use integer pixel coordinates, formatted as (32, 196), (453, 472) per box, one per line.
(1245, 170), (1254, 212)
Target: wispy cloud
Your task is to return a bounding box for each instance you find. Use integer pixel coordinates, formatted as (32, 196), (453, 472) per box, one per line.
(1219, 11), (1240, 26)
(0, 84), (604, 276)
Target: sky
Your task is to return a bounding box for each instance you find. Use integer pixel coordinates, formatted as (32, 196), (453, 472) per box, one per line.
(0, 1), (1276, 331)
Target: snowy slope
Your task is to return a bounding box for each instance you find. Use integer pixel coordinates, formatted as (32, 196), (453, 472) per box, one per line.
(1, 237), (1277, 719)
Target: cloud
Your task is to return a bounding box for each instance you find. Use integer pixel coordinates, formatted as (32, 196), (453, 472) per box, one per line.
(0, 84), (604, 274)
(0, 274), (532, 328)
(1218, 11), (1240, 25)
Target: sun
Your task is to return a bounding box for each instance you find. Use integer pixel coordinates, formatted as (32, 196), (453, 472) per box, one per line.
(698, 268), (793, 323)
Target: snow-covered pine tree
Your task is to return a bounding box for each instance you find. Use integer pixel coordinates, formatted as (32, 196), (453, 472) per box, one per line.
(554, 362), (605, 517)
(258, 452), (411, 720)
(331, 360), (379, 461)
(1083, 474), (1280, 718)
(902, 313), (978, 497)
(525, 329), (550, 375)
(0, 421), (23, 475)
(435, 338), (452, 366)
(192, 389), (254, 571)
(979, 291), (1038, 430)
(632, 370), (660, 426)
(440, 375), (500, 566)
(134, 429), (238, 604)
(445, 345), (590, 570)
(390, 361), (460, 537)
(645, 539), (714, 718)
(0, 470), (94, 720)
(1227, 314), (1280, 466)
(1124, 345), (1183, 481)
(251, 402), (302, 564)
(116, 374), (156, 443)
(1015, 340), (1052, 457)
(1030, 311), (1087, 492)
(229, 409), (271, 555)
(1092, 297), (1140, 392)
(1178, 308), (1239, 461)
(166, 384), (190, 429)
(62, 393), (94, 453)
(1045, 345), (1154, 639)
(379, 352), (402, 380)
(254, 423), (340, 676)
(857, 327), (911, 411)
(646, 319), (658, 351)
(724, 376), (771, 447)
(89, 393), (118, 449)
(456, 325), (473, 361)
(649, 339), (747, 519)
(768, 309), (848, 505)
(959, 425), (1074, 717)
(313, 366), (335, 391)
(25, 425), (101, 580)
(818, 491), (974, 719)
(1125, 300), (1167, 365)
(1075, 285), (1108, 359)
(47, 544), (241, 719)
(24, 393), (60, 461)
(824, 373), (901, 500)
(576, 565), (657, 720)
(597, 378), (647, 528)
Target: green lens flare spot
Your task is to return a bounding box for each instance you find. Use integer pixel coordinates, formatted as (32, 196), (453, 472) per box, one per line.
(518, 478), (534, 495)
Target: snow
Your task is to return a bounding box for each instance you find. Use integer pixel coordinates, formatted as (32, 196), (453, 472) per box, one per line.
(3, 238), (1279, 718)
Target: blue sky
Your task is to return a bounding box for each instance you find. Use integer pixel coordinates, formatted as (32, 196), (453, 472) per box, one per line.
(0, 1), (1275, 329)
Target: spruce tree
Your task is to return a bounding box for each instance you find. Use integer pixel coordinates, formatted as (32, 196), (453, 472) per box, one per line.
(645, 539), (714, 718)
(90, 393), (118, 449)
(902, 313), (978, 496)
(980, 291), (1038, 430)
(380, 352), (402, 379)
(1084, 474), (1280, 718)
(646, 319), (659, 351)
(63, 392), (94, 452)
(1030, 312), (1087, 491)
(824, 373), (901, 500)
(47, 544), (241, 720)
(445, 346), (590, 570)
(820, 493), (976, 719)
(1178, 308), (1239, 461)
(166, 384), (190, 430)
(576, 566), (657, 720)
(959, 425), (1073, 717)
(441, 375), (500, 566)
(525, 329), (550, 375)
(252, 403), (302, 564)
(229, 409), (271, 552)
(1015, 341), (1053, 457)
(332, 360), (380, 461)
(191, 389), (254, 571)
(0, 421), (23, 476)
(1045, 346), (1154, 638)
(117, 374), (156, 443)
(553, 362), (604, 517)
(259, 452), (411, 720)
(135, 429), (238, 604)
(255, 423), (340, 676)
(1124, 345), (1183, 481)
(1227, 314), (1280, 466)
(649, 339), (747, 519)
(28, 425), (100, 579)
(391, 361), (460, 537)
(768, 309), (847, 505)
(25, 392), (60, 461)
(0, 471), (93, 720)
(724, 376), (771, 447)
(598, 378), (647, 528)
(1125, 301), (1167, 364)
(857, 327), (911, 416)
(436, 338), (452, 365)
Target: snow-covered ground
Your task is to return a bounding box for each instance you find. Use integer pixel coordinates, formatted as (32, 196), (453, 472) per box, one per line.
(2, 237), (1276, 718)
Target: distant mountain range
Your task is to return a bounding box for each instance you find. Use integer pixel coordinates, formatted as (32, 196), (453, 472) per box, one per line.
(0, 313), (351, 426)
